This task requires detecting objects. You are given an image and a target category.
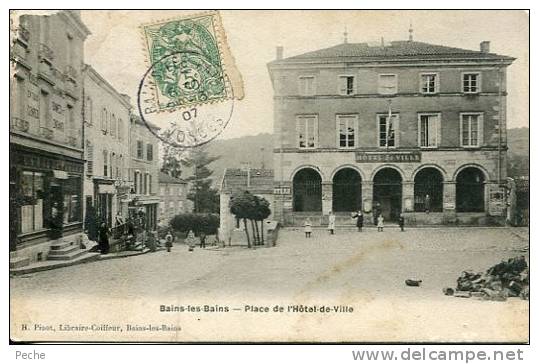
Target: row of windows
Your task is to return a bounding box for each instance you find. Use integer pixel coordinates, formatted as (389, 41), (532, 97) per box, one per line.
(84, 97), (125, 140)
(136, 140), (154, 161)
(160, 185), (184, 196)
(296, 113), (484, 149)
(133, 171), (153, 195)
(298, 72), (482, 96)
(84, 140), (125, 179)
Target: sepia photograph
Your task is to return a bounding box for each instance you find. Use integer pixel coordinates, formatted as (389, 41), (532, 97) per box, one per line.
(8, 9), (529, 344)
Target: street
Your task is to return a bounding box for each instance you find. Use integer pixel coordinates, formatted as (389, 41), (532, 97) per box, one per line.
(10, 227), (529, 342)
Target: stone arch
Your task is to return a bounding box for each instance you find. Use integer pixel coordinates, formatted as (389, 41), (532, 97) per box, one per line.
(411, 164), (447, 182)
(452, 163), (491, 183)
(413, 167), (445, 212)
(330, 164), (366, 182)
(292, 167), (323, 212)
(369, 164), (406, 182)
(290, 164), (326, 183)
(456, 166), (487, 213)
(332, 167), (362, 212)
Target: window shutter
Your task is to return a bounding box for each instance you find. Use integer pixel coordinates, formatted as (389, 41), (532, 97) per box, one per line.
(354, 117), (359, 147)
(436, 114), (442, 147)
(314, 117), (319, 148)
(478, 114), (484, 146)
(393, 115), (400, 147)
(335, 117), (340, 148)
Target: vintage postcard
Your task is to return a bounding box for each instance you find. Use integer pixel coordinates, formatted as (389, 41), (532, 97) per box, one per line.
(9, 10), (529, 343)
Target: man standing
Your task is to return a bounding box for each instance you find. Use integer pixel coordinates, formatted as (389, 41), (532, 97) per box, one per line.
(352, 210), (363, 232)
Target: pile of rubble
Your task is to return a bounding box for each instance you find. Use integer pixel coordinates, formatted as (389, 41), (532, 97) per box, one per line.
(444, 256), (529, 301)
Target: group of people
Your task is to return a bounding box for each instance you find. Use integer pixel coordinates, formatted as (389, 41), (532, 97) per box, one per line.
(303, 210), (406, 238)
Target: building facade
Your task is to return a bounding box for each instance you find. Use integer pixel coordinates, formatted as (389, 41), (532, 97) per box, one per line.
(10, 11), (91, 264)
(128, 115), (161, 231)
(267, 39), (515, 226)
(158, 172), (192, 226)
(219, 168), (275, 243)
(82, 65), (131, 229)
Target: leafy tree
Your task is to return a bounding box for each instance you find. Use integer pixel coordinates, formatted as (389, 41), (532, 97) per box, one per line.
(230, 191), (271, 247)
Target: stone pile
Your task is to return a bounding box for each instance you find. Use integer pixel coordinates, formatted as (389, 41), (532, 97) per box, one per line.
(444, 256), (529, 301)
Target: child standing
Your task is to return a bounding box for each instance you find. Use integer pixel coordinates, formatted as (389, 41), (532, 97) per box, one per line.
(304, 218), (312, 238)
(377, 214), (384, 232)
(398, 214), (405, 232)
(165, 230), (174, 252)
(328, 211), (336, 235)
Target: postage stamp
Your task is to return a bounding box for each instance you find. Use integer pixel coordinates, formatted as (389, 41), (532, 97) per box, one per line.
(140, 10), (244, 112)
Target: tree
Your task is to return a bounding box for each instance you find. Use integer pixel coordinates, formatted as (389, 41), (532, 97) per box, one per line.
(230, 191), (256, 248)
(161, 144), (187, 179)
(183, 146), (220, 213)
(229, 191), (272, 247)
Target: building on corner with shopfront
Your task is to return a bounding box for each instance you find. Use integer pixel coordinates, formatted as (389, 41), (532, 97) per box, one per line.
(10, 11), (91, 267)
(127, 114), (161, 232)
(267, 35), (515, 226)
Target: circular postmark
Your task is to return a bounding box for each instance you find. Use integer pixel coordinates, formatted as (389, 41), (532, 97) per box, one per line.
(137, 50), (234, 149)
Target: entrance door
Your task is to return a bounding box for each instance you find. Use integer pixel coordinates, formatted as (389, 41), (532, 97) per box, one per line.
(373, 168), (402, 221)
(293, 168), (322, 212)
(332, 168), (362, 212)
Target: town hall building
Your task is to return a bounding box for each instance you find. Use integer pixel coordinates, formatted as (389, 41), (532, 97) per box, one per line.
(267, 34), (515, 226)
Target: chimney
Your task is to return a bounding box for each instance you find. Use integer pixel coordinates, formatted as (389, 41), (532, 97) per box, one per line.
(276, 46), (283, 60)
(480, 41), (490, 53)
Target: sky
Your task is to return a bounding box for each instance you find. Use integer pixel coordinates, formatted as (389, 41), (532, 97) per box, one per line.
(81, 10), (529, 140)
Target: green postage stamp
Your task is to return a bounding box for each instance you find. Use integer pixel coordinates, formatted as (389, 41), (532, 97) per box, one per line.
(141, 11), (244, 112)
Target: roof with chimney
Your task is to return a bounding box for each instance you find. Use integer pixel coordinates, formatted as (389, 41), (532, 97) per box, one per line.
(158, 172), (187, 185)
(269, 40), (515, 65)
(220, 168), (274, 194)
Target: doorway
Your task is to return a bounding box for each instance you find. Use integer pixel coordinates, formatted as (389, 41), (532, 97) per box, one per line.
(373, 168), (402, 221)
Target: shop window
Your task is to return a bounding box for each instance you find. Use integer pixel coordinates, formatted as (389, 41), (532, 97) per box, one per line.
(20, 171), (45, 233)
(63, 177), (81, 224)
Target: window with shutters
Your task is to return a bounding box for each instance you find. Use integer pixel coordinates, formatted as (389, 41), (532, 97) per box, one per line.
(462, 73), (481, 93)
(147, 143), (153, 161)
(460, 113), (483, 147)
(378, 74), (397, 95)
(136, 140), (144, 159)
(103, 150), (108, 177)
(377, 114), (399, 147)
(298, 76), (315, 96)
(418, 113), (440, 148)
(336, 115), (357, 148)
(110, 114), (116, 137)
(86, 140), (94, 176)
(296, 115), (318, 149)
(338, 75), (355, 96)
(420, 73), (439, 94)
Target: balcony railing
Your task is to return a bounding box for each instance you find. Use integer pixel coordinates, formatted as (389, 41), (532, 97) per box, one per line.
(39, 127), (53, 139)
(10, 117), (29, 132)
